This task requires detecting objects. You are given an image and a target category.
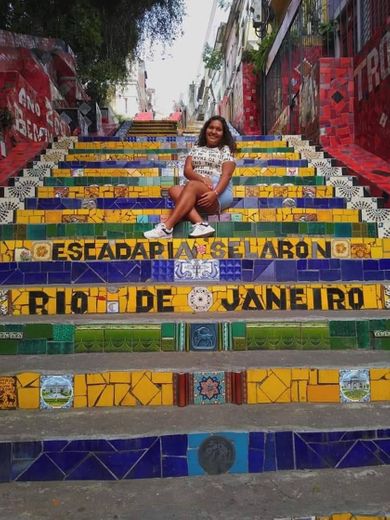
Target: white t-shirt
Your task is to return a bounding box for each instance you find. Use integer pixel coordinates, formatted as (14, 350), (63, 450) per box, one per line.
(188, 145), (235, 179)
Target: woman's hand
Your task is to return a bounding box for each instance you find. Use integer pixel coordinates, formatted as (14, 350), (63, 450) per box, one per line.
(197, 190), (218, 209)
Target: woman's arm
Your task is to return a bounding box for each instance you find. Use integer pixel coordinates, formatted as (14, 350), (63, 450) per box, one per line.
(183, 156), (213, 188)
(197, 160), (236, 209)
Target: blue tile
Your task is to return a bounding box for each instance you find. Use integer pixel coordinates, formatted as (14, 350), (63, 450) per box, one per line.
(377, 429), (390, 438)
(299, 431), (345, 443)
(341, 430), (377, 440)
(305, 441), (355, 467)
(162, 456), (188, 477)
(263, 433), (276, 471)
(17, 454), (65, 481)
(364, 270), (385, 281)
(110, 437), (158, 451)
(161, 435), (188, 456)
(13, 442), (42, 460)
(363, 259), (379, 270)
(66, 454), (116, 480)
(340, 260), (363, 281)
(379, 259), (390, 269)
(48, 272), (72, 284)
(294, 434), (327, 469)
(275, 432), (294, 470)
(124, 439), (161, 479)
(48, 452), (89, 475)
(43, 440), (69, 452)
(248, 447), (265, 473)
(372, 440), (390, 463)
(337, 440), (384, 468)
(24, 273), (48, 284)
(0, 443), (11, 482)
(275, 261), (297, 282)
(96, 452), (144, 479)
(320, 269), (341, 281)
(189, 324), (218, 351)
(64, 440), (115, 452)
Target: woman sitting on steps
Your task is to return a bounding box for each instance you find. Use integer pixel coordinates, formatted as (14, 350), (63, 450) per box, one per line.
(144, 115), (237, 239)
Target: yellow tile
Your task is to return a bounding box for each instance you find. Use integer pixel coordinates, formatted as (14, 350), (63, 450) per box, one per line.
(370, 369), (389, 380)
(131, 374), (160, 405)
(161, 385), (174, 406)
(291, 368), (309, 381)
(307, 384), (339, 402)
(276, 388), (291, 403)
(272, 368), (291, 387)
(370, 380), (390, 401)
(309, 369), (318, 385)
(149, 393), (162, 405)
(74, 374), (87, 396)
(298, 380), (308, 402)
(318, 369), (339, 384)
(114, 384), (131, 405)
(121, 392), (137, 406)
(151, 372), (173, 384)
(96, 385), (114, 407)
(73, 396), (87, 408)
(291, 381), (299, 402)
(86, 373), (107, 385)
(17, 372), (40, 388)
(247, 383), (257, 404)
(110, 372), (131, 383)
(260, 373), (287, 402)
(87, 384), (105, 407)
(330, 515), (352, 520)
(17, 387), (39, 408)
(256, 385), (272, 403)
(247, 369), (267, 382)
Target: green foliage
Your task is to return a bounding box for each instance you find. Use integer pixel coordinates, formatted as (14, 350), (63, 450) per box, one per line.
(0, 0), (185, 103)
(202, 43), (223, 71)
(243, 30), (277, 73)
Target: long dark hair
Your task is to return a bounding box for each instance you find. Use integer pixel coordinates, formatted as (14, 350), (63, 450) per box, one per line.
(197, 115), (236, 153)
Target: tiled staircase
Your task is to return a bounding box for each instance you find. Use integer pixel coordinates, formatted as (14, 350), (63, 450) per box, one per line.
(0, 125), (389, 515)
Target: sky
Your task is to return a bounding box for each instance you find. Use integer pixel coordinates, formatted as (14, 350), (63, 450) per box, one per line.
(142, 0), (223, 117)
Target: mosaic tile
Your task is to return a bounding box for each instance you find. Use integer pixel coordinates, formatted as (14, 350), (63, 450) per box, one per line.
(40, 375), (74, 409)
(189, 324), (218, 351)
(193, 372), (226, 405)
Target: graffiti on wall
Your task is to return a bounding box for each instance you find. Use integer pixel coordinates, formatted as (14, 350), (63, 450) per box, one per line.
(354, 26), (390, 161)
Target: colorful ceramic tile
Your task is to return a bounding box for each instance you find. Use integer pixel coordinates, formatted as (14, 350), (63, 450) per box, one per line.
(0, 376), (17, 409)
(40, 375), (74, 409)
(339, 369), (370, 403)
(193, 371), (225, 405)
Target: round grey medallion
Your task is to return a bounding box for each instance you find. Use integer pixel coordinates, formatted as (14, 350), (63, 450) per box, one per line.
(198, 435), (235, 475)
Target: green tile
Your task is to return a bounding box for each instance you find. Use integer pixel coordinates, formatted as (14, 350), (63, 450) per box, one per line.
(18, 339), (47, 354)
(231, 322), (246, 337)
(247, 323), (301, 350)
(329, 320), (356, 337)
(0, 341), (18, 354)
(24, 324), (53, 339)
(301, 322), (330, 349)
(53, 325), (74, 342)
(356, 321), (370, 348)
(26, 225), (47, 240)
(75, 327), (104, 351)
(47, 341), (74, 354)
(232, 337), (247, 350)
(330, 337), (357, 349)
(161, 323), (175, 338)
(161, 338), (175, 351)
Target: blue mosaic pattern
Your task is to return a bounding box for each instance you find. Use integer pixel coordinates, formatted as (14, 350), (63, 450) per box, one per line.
(23, 197), (348, 210)
(56, 159), (308, 169)
(1, 259), (389, 285)
(0, 428), (388, 482)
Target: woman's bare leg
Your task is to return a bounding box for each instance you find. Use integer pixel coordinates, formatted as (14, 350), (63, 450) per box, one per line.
(164, 181), (212, 229)
(168, 185), (204, 224)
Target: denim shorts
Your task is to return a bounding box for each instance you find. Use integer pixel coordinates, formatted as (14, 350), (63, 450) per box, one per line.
(212, 176), (233, 211)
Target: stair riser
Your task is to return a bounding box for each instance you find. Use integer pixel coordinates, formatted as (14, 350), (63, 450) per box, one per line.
(2, 318), (390, 354)
(1, 428), (389, 482)
(2, 284), (387, 316)
(0, 368), (389, 409)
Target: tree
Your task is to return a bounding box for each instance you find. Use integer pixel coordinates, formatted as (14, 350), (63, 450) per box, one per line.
(0, 0), (185, 103)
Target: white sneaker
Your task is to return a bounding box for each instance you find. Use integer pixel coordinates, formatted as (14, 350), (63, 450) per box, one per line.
(189, 222), (215, 238)
(144, 223), (173, 239)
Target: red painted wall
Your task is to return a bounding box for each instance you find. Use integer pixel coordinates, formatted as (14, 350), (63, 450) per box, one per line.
(232, 63), (261, 135)
(353, 22), (390, 162)
(319, 57), (355, 148)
